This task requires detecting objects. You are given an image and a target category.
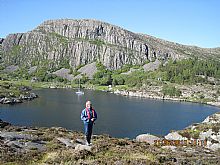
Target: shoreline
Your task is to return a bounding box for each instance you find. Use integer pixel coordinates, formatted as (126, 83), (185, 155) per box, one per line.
(2, 80), (220, 108)
(110, 88), (220, 109)
(84, 86), (220, 109)
(36, 84), (220, 109)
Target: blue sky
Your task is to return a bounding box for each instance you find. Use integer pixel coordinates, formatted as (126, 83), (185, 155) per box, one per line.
(0, 0), (219, 48)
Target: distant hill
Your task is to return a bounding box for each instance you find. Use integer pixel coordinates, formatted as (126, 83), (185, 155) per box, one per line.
(1, 19), (220, 70)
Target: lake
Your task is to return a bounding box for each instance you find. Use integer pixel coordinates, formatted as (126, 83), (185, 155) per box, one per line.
(1, 88), (219, 139)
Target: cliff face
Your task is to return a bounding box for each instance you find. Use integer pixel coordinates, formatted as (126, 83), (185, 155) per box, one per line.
(1, 19), (220, 70)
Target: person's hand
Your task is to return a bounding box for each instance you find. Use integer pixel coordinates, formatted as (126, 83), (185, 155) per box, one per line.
(91, 118), (94, 122)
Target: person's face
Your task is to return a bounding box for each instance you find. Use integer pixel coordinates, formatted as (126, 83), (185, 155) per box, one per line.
(86, 102), (92, 109)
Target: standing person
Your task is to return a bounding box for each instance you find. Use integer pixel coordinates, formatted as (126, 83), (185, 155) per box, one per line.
(81, 100), (97, 145)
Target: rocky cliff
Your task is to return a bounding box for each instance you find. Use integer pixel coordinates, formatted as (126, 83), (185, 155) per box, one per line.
(1, 19), (220, 70)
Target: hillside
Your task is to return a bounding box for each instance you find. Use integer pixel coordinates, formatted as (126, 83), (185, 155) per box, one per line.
(1, 19), (220, 71)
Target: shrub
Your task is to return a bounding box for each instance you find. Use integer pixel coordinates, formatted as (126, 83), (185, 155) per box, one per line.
(161, 85), (181, 97)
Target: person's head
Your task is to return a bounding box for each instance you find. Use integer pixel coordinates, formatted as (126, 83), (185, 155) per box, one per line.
(86, 100), (92, 109)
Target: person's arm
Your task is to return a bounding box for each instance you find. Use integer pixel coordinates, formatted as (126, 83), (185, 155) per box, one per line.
(92, 110), (97, 121)
(81, 109), (88, 121)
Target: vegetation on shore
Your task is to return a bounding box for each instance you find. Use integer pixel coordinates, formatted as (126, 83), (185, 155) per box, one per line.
(0, 57), (220, 105)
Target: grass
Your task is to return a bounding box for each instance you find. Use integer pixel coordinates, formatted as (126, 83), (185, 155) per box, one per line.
(93, 85), (109, 91)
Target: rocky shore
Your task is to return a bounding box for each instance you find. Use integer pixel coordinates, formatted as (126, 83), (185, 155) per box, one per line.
(0, 83), (38, 105)
(0, 111), (220, 164)
(113, 83), (220, 108)
(0, 92), (38, 104)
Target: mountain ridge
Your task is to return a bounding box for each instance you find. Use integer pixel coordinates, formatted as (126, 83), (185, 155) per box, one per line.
(1, 19), (220, 70)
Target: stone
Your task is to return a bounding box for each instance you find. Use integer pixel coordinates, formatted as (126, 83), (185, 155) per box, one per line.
(52, 68), (74, 81)
(28, 66), (37, 74)
(3, 65), (19, 73)
(202, 113), (220, 124)
(25, 141), (46, 151)
(77, 62), (97, 79)
(208, 143), (220, 151)
(6, 140), (24, 148)
(143, 59), (161, 71)
(0, 132), (35, 141)
(165, 132), (187, 140)
(136, 133), (160, 145)
(57, 137), (75, 147)
(0, 119), (10, 128)
(75, 143), (92, 152)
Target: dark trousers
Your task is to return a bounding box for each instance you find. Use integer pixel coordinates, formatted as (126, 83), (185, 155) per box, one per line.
(84, 122), (93, 143)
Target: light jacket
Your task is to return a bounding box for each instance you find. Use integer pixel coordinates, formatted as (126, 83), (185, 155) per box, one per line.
(81, 108), (97, 123)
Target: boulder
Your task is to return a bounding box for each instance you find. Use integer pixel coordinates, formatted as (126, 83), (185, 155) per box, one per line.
(0, 132), (35, 141)
(75, 144), (92, 152)
(57, 137), (75, 147)
(203, 113), (220, 124)
(28, 66), (37, 74)
(207, 143), (220, 151)
(165, 132), (187, 140)
(0, 119), (10, 128)
(25, 141), (46, 151)
(136, 134), (160, 145)
(3, 65), (19, 73)
(6, 141), (24, 149)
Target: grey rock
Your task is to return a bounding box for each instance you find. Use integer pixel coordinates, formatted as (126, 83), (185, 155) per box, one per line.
(208, 143), (220, 151)
(75, 143), (92, 151)
(0, 132), (35, 141)
(28, 66), (37, 74)
(0, 97), (12, 104)
(203, 113), (220, 124)
(165, 132), (187, 140)
(77, 62), (97, 79)
(52, 68), (74, 81)
(25, 141), (46, 151)
(30, 77), (38, 82)
(57, 137), (75, 147)
(143, 59), (161, 71)
(136, 133), (160, 145)
(3, 65), (19, 73)
(6, 140), (24, 148)
(0, 119), (10, 128)
(19, 86), (32, 91)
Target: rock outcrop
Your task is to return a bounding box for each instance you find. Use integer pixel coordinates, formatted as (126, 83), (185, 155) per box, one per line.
(2, 19), (219, 70)
(136, 133), (161, 145)
(1, 119), (220, 164)
(178, 112), (220, 151)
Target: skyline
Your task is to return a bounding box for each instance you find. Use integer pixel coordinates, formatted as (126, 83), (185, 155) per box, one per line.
(0, 0), (220, 48)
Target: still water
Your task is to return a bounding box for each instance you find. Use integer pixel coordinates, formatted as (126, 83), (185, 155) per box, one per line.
(1, 89), (219, 139)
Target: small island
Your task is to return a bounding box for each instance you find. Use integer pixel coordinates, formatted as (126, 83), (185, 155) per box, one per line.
(0, 81), (38, 104)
